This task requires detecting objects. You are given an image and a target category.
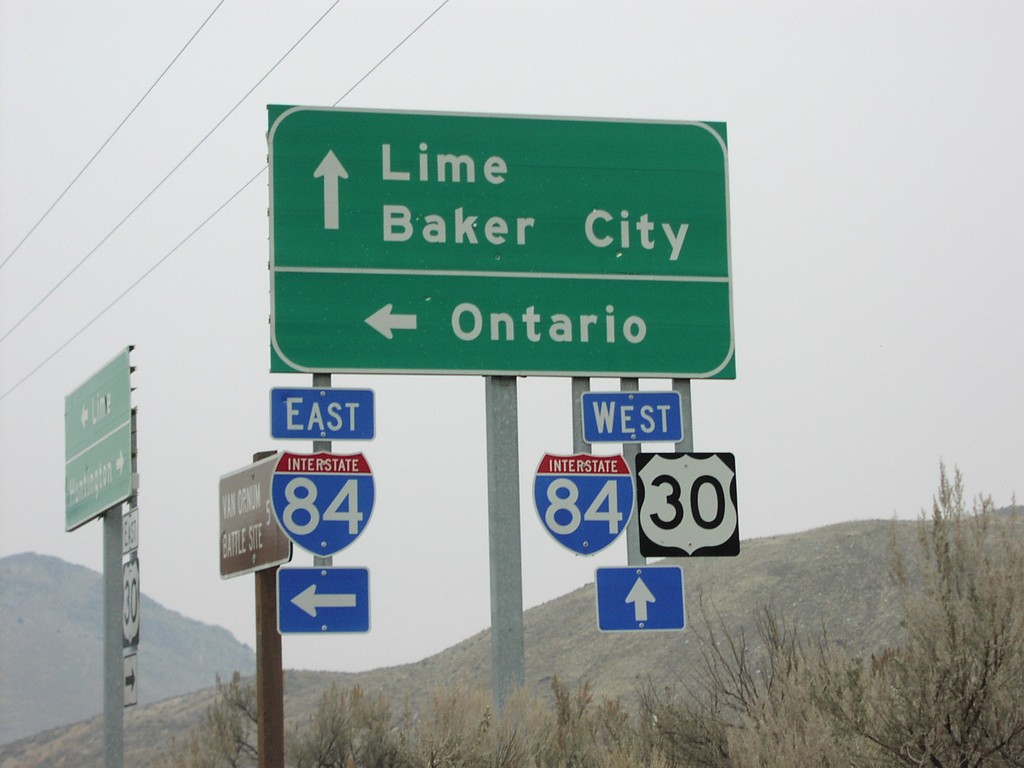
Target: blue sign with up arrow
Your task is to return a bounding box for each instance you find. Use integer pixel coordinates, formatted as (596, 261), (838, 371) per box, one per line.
(595, 565), (685, 632)
(277, 567), (370, 633)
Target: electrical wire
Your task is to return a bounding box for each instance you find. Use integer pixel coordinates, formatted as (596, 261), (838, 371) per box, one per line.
(0, 0), (453, 402)
(0, 0), (227, 272)
(0, 0), (343, 345)
(332, 0), (451, 106)
(0, 168), (267, 403)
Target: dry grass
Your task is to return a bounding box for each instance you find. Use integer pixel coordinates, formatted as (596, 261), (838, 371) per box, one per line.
(3, 515), (996, 767)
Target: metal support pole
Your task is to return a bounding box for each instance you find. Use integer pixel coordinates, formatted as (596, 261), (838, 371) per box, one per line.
(312, 373), (332, 568)
(253, 450), (284, 768)
(104, 403), (137, 768)
(673, 379), (694, 452)
(102, 504), (124, 768)
(620, 378), (644, 566)
(571, 377), (590, 455)
(485, 376), (524, 714)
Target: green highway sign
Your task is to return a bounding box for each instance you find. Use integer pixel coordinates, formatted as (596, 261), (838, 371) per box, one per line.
(268, 106), (733, 378)
(65, 348), (133, 531)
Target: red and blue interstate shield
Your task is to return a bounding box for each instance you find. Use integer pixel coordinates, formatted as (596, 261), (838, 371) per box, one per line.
(534, 453), (634, 555)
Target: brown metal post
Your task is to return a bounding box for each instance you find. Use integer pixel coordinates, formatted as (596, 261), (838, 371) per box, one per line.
(253, 451), (284, 768)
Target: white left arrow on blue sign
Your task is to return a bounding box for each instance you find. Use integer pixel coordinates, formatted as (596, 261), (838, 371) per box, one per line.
(291, 583), (357, 616)
(278, 567), (370, 633)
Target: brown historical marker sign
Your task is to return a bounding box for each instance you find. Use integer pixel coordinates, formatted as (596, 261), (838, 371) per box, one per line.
(219, 453), (291, 578)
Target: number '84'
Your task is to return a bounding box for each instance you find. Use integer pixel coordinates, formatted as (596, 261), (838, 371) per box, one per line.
(281, 477), (362, 536)
(544, 478), (623, 535)
(534, 473), (634, 556)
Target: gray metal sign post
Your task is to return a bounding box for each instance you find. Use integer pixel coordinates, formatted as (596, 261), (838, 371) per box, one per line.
(594, 377), (693, 566)
(311, 372), (333, 569)
(485, 376), (525, 713)
(673, 379), (694, 451)
(111, 401), (138, 768)
(571, 378), (590, 454)
(619, 378), (643, 566)
(103, 502), (124, 768)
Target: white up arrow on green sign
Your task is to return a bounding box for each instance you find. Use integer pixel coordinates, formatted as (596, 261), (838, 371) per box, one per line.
(268, 107), (734, 378)
(65, 348), (133, 531)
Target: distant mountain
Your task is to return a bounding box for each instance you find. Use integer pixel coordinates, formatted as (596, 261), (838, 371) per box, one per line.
(0, 516), (935, 766)
(0, 552), (255, 745)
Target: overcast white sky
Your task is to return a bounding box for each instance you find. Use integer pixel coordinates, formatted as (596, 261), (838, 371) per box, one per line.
(2, 1), (1022, 675)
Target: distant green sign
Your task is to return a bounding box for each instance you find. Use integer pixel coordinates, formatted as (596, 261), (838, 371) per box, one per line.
(65, 349), (133, 531)
(268, 107), (733, 378)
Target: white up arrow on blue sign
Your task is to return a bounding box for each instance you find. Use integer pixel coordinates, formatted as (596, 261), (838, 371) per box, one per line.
(595, 565), (685, 632)
(277, 567), (369, 633)
(582, 391), (683, 443)
(270, 388), (374, 440)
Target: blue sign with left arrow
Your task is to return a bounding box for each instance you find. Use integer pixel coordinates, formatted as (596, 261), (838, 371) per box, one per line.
(595, 565), (685, 632)
(277, 566), (369, 633)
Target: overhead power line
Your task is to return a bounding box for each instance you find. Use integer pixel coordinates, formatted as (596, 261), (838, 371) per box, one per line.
(0, 0), (453, 403)
(332, 0), (451, 105)
(0, 167), (268, 403)
(0, 0), (343, 346)
(0, 0), (227, 272)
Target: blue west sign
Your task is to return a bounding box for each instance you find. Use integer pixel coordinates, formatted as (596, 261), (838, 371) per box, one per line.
(582, 391), (683, 443)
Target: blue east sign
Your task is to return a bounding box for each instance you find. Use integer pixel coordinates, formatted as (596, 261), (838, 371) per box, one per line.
(270, 387), (375, 440)
(581, 391), (683, 443)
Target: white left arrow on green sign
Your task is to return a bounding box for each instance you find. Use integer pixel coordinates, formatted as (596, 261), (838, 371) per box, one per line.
(365, 304), (418, 339)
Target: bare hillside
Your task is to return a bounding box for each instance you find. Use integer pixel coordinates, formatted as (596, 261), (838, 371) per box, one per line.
(0, 518), (917, 767)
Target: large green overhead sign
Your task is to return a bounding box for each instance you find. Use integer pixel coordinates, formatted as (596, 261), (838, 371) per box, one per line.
(268, 106), (733, 378)
(65, 348), (133, 531)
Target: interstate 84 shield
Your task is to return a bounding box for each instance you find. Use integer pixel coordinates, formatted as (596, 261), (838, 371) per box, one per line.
(534, 453), (634, 555)
(271, 452), (375, 557)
